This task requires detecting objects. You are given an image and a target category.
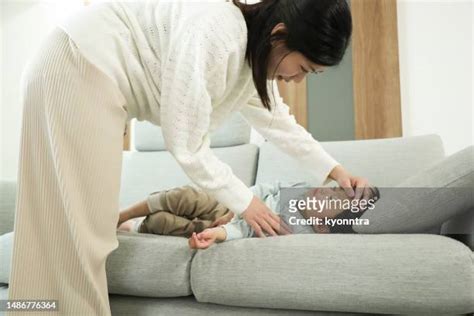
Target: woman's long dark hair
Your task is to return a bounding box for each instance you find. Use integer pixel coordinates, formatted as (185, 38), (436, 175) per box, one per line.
(232, 0), (352, 111)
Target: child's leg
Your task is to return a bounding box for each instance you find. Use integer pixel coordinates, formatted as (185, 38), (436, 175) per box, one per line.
(138, 211), (209, 238)
(150, 185), (231, 221)
(118, 200), (150, 226)
(138, 185), (232, 237)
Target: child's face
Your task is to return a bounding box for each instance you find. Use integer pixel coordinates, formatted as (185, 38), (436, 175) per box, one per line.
(304, 186), (377, 214)
(296, 187), (378, 234)
(307, 187), (353, 212)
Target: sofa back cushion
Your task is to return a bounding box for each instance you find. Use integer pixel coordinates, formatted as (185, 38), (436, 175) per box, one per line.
(256, 134), (445, 187)
(135, 112), (251, 151)
(119, 144), (258, 209)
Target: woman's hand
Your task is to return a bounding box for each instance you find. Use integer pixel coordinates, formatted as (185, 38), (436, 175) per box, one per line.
(329, 165), (372, 201)
(241, 196), (292, 238)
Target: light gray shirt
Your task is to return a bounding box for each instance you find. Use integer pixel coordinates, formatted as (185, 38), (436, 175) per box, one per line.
(222, 181), (315, 241)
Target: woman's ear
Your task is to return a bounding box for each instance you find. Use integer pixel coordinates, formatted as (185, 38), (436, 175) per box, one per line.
(270, 22), (288, 47)
(271, 22), (287, 35)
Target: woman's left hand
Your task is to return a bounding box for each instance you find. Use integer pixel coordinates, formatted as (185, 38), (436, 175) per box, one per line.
(329, 165), (372, 201)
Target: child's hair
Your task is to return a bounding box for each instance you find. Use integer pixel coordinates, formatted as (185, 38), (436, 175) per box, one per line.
(369, 186), (380, 200)
(354, 186), (380, 212)
(331, 186), (380, 233)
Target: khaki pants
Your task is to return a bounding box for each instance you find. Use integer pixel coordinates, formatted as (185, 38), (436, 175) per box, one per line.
(138, 186), (231, 238)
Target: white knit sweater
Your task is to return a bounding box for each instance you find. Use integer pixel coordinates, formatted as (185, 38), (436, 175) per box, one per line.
(58, 0), (340, 215)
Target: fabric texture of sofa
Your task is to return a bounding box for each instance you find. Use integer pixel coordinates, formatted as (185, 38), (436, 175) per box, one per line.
(1, 113), (473, 315)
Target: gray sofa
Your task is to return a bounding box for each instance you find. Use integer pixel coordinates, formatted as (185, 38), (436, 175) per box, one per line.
(1, 113), (473, 315)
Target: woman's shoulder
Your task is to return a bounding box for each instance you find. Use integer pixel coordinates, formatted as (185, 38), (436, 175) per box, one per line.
(176, 1), (248, 51)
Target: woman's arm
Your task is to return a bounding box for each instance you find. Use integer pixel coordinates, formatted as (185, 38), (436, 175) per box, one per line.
(159, 16), (254, 216)
(158, 17), (290, 236)
(239, 81), (370, 199)
(239, 81), (340, 186)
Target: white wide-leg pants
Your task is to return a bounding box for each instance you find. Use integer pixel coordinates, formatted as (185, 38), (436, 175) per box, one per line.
(7, 27), (128, 316)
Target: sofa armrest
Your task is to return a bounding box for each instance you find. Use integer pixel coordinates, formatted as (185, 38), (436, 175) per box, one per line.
(441, 209), (474, 250)
(0, 181), (16, 235)
(1, 231), (195, 297)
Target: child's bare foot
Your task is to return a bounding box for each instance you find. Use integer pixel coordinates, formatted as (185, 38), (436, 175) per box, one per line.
(117, 211), (130, 228)
(117, 219), (135, 232)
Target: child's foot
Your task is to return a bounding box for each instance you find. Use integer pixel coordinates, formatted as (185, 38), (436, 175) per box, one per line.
(117, 219), (135, 232)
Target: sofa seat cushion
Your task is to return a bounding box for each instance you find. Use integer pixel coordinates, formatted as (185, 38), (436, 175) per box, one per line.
(191, 234), (474, 315)
(107, 232), (195, 297)
(0, 285), (378, 316)
(0, 231), (195, 298)
(108, 294), (368, 316)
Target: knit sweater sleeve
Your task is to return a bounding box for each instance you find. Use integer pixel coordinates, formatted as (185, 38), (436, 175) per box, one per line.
(159, 17), (254, 215)
(239, 81), (341, 185)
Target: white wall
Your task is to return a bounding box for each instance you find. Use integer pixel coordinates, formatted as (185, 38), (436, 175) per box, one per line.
(398, 0), (473, 155)
(0, 1), (81, 181)
(0, 0), (263, 181)
(1, 0), (472, 181)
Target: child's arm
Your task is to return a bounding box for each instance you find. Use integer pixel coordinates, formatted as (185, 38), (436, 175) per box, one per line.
(118, 200), (151, 227)
(188, 227), (227, 249)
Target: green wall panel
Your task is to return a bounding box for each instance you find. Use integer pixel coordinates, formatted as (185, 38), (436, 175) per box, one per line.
(307, 42), (355, 142)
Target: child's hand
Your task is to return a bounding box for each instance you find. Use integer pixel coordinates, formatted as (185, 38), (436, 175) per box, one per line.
(188, 230), (217, 249)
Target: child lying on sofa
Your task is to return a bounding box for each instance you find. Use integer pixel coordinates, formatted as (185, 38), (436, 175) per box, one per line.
(117, 182), (380, 249)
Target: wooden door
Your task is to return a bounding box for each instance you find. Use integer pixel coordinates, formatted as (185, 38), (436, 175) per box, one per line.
(352, 0), (402, 139)
(278, 0), (402, 140)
